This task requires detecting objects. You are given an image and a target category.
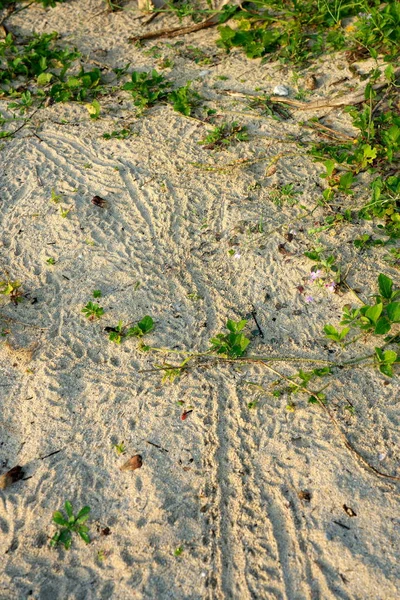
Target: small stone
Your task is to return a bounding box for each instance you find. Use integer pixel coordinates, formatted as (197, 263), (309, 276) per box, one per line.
(273, 85), (289, 96)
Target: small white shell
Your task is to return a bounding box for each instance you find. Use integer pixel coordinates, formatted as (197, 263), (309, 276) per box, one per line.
(273, 85), (289, 96)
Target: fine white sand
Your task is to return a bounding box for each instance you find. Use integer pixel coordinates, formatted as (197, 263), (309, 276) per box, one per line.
(0, 2), (399, 599)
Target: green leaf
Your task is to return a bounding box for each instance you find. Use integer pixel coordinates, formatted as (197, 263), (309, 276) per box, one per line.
(374, 317), (391, 335)
(37, 72), (53, 86)
(64, 501), (73, 518)
(78, 530), (91, 544)
(383, 350), (397, 364)
(379, 363), (393, 377)
(138, 315), (154, 334)
(52, 511), (68, 526)
(386, 302), (400, 323)
(76, 506), (91, 523)
(378, 274), (393, 299)
(365, 303), (382, 324)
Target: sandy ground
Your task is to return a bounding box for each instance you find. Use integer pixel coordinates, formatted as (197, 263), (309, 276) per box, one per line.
(0, 1), (399, 599)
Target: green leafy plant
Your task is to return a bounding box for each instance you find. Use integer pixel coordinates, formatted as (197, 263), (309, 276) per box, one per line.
(0, 278), (23, 304)
(50, 501), (91, 549)
(122, 70), (171, 111)
(374, 347), (398, 377)
(209, 319), (250, 358)
(82, 302), (104, 320)
(168, 81), (201, 116)
(108, 316), (154, 343)
(200, 121), (248, 150)
(340, 274), (400, 336)
(323, 324), (350, 345)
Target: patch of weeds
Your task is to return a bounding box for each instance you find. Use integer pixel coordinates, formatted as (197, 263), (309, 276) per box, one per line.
(50, 501), (91, 549)
(200, 121), (248, 150)
(168, 81), (201, 116)
(359, 175), (400, 234)
(304, 249), (341, 284)
(107, 316), (154, 344)
(270, 183), (300, 206)
(383, 248), (400, 268)
(122, 70), (171, 111)
(248, 94), (291, 120)
(216, 0), (399, 64)
(82, 301), (104, 320)
(102, 128), (132, 140)
(209, 319), (250, 358)
(339, 274), (400, 339)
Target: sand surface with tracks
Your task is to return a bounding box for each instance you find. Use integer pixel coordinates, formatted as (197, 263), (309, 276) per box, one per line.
(0, 1), (399, 599)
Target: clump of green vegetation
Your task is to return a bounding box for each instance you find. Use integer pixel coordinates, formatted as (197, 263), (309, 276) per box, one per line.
(82, 301), (104, 320)
(270, 183), (300, 206)
(50, 501), (91, 549)
(200, 121), (248, 149)
(122, 69), (200, 116)
(209, 319), (250, 358)
(216, 0), (400, 64)
(0, 278), (23, 304)
(324, 274), (400, 375)
(122, 70), (172, 111)
(108, 316), (154, 344)
(168, 81), (201, 116)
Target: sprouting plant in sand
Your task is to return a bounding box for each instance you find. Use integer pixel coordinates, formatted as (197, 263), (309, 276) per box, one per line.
(107, 316), (154, 344)
(200, 122), (249, 150)
(168, 81), (201, 116)
(50, 501), (91, 549)
(209, 319), (250, 358)
(82, 301), (104, 320)
(0, 278), (23, 305)
(113, 441), (126, 455)
(123, 70), (172, 111)
(269, 183), (301, 206)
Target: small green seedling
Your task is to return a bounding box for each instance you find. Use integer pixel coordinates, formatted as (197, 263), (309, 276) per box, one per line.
(93, 290), (102, 298)
(323, 324), (349, 344)
(46, 257), (56, 265)
(0, 278), (23, 304)
(82, 301), (104, 320)
(108, 316), (154, 343)
(60, 207), (70, 218)
(174, 546), (184, 557)
(113, 441), (126, 455)
(50, 189), (62, 204)
(209, 319), (250, 358)
(50, 501), (91, 549)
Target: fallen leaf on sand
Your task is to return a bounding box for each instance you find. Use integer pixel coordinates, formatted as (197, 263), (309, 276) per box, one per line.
(120, 455), (143, 471)
(0, 466), (24, 490)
